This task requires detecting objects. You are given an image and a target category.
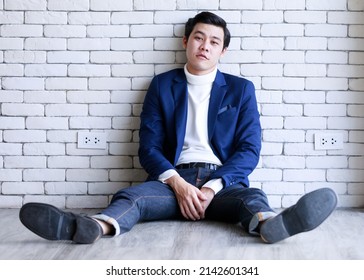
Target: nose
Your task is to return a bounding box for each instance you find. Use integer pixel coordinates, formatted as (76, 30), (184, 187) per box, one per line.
(200, 42), (209, 52)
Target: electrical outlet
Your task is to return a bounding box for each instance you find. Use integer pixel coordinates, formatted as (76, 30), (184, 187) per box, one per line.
(314, 132), (343, 150)
(77, 131), (106, 150)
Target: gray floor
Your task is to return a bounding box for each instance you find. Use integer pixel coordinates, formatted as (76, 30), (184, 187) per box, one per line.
(1, 208), (363, 260)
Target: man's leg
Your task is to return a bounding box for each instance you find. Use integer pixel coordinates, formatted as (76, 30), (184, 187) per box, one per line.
(94, 181), (182, 236)
(206, 185), (337, 243)
(19, 180), (181, 244)
(205, 184), (276, 233)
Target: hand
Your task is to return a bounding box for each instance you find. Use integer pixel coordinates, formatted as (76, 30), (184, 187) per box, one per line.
(165, 175), (207, 221)
(199, 187), (215, 218)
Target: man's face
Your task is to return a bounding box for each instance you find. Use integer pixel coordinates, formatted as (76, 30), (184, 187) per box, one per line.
(183, 23), (227, 75)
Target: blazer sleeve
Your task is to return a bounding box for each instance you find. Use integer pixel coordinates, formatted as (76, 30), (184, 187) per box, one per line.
(138, 75), (175, 178)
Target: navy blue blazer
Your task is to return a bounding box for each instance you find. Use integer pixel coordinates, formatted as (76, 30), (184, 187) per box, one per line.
(138, 68), (261, 188)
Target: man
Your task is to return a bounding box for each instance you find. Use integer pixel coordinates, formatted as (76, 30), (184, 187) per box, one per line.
(19, 12), (337, 244)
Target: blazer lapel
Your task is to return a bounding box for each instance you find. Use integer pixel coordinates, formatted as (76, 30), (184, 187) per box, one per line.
(172, 72), (188, 165)
(208, 70), (227, 140)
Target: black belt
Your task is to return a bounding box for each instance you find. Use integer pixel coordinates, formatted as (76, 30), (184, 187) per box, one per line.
(176, 162), (219, 170)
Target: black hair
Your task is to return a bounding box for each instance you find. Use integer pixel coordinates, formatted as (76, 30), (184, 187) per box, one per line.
(184, 11), (231, 49)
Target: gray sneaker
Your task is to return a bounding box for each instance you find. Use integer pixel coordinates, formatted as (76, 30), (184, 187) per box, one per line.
(19, 202), (103, 244)
(260, 188), (337, 244)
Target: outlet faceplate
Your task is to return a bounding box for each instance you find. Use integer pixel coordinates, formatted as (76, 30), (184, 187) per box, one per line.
(77, 131), (106, 150)
(314, 132), (343, 150)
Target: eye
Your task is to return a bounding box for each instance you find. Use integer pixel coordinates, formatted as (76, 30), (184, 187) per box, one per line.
(195, 36), (203, 41)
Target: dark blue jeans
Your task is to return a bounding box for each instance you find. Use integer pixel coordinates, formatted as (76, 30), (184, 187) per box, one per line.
(96, 168), (275, 236)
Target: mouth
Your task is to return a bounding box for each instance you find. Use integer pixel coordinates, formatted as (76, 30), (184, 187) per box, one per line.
(196, 53), (208, 60)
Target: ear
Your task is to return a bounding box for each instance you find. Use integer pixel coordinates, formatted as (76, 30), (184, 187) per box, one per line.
(182, 36), (188, 49)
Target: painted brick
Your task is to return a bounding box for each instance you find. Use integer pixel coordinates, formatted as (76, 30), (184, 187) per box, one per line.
(284, 11), (326, 23)
(305, 24), (347, 37)
(69, 117), (111, 129)
(45, 182), (88, 195)
(25, 38), (66, 50)
(112, 38), (153, 51)
(87, 25), (129, 38)
(284, 64), (326, 77)
(285, 117), (326, 129)
(25, 11), (67, 24)
(0, 91), (23, 103)
(44, 25), (86, 38)
(3, 130), (46, 142)
(329, 38), (364, 51)
(0, 63), (23, 76)
(68, 38), (110, 51)
(47, 51), (89, 63)
(306, 78), (348, 90)
(2, 77), (44, 90)
(66, 195), (109, 209)
(66, 169), (109, 182)
(68, 12), (110, 25)
(307, 156), (348, 168)
(2, 182), (44, 195)
(133, 0), (175, 10)
(111, 12), (153, 24)
(48, 156), (89, 168)
(48, 0), (89, 11)
(46, 78), (88, 90)
(261, 104), (302, 116)
(284, 169), (326, 182)
(4, 51), (47, 63)
(220, 0), (262, 9)
(349, 25), (364, 37)
(0, 38), (23, 50)
(328, 12), (364, 24)
(286, 37), (327, 50)
(242, 11), (283, 23)
(0, 117), (25, 129)
(261, 24), (304, 37)
(68, 64), (111, 77)
(91, 156), (133, 168)
(4, 156), (46, 168)
(90, 0), (133, 11)
(24, 91), (66, 103)
(262, 51), (304, 63)
(90, 51), (133, 63)
(67, 91), (110, 103)
(349, 0), (364, 10)
(306, 51), (348, 64)
(23, 169), (65, 181)
(1, 25), (43, 37)
(306, 0), (347, 10)
(0, 11), (24, 24)
(45, 104), (88, 116)
(4, 0), (47, 10)
(304, 104), (347, 116)
(26, 117), (68, 129)
(25, 64), (67, 76)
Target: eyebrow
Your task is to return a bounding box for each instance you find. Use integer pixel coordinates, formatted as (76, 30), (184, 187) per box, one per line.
(193, 30), (222, 42)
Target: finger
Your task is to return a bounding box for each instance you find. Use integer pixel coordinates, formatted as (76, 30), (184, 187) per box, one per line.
(196, 190), (208, 201)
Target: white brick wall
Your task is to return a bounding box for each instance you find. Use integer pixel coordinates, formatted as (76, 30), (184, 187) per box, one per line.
(1, 0), (363, 209)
